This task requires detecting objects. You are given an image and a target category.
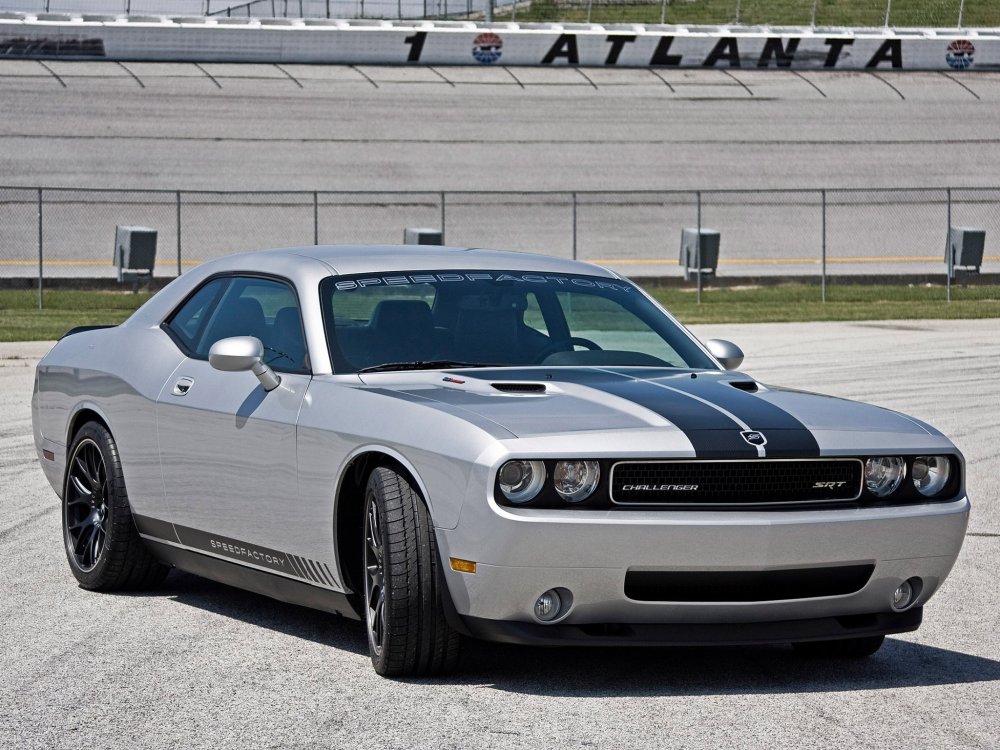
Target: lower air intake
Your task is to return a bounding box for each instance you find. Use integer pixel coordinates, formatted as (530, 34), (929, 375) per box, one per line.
(624, 565), (875, 602)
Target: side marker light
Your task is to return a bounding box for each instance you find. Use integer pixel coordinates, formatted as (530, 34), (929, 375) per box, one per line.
(450, 557), (477, 574)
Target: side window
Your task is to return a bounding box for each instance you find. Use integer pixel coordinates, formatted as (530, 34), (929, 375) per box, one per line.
(164, 277), (229, 354)
(168, 276), (309, 374)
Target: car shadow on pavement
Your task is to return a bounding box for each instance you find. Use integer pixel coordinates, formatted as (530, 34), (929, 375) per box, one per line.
(120, 570), (369, 656)
(116, 572), (999, 693)
(450, 639), (1000, 696)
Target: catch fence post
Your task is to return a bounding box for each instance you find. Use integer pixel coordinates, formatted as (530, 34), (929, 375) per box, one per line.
(176, 191), (182, 276)
(821, 189), (827, 303)
(37, 188), (43, 310)
(696, 191), (702, 305)
(946, 188), (952, 303)
(313, 191), (319, 245)
(440, 191), (446, 243)
(572, 192), (578, 260)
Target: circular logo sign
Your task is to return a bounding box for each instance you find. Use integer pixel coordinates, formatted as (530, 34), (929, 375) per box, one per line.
(472, 33), (503, 64)
(946, 40), (975, 70)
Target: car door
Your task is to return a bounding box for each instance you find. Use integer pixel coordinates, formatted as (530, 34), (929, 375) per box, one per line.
(155, 274), (311, 577)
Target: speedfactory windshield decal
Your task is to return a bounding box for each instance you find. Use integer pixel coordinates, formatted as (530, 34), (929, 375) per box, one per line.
(333, 271), (635, 293)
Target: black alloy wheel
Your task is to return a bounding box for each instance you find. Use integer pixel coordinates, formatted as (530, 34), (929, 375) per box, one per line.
(62, 421), (169, 591)
(364, 497), (387, 660)
(64, 437), (109, 572)
(363, 466), (460, 677)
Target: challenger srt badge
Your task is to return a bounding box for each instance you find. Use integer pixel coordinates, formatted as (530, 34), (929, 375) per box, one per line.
(741, 430), (767, 447)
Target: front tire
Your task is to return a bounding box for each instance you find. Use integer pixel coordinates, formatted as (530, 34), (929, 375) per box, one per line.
(363, 467), (460, 677)
(62, 421), (169, 591)
(793, 635), (885, 658)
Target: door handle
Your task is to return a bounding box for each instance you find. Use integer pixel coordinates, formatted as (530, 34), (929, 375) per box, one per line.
(172, 377), (195, 396)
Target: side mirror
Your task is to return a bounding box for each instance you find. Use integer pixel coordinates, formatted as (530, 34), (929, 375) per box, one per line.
(705, 339), (744, 371)
(208, 336), (281, 392)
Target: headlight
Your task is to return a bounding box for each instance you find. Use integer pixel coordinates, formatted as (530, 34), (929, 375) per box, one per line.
(498, 460), (546, 504)
(553, 460), (600, 502)
(864, 457), (905, 497)
(912, 456), (951, 496)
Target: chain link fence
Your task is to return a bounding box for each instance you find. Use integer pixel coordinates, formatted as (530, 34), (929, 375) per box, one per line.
(499, 0), (996, 28)
(1, 186), (997, 304)
(3, 0), (997, 24)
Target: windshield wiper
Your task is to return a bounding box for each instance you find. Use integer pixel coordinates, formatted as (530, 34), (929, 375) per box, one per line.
(358, 360), (492, 374)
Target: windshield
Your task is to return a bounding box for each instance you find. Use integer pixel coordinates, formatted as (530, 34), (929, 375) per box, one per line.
(321, 270), (716, 373)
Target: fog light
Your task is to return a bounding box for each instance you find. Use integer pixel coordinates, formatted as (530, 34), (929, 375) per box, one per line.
(534, 590), (561, 621)
(891, 578), (921, 611)
(534, 588), (567, 622)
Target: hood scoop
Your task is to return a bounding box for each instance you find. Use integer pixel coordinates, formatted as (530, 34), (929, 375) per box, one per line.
(728, 381), (760, 393)
(491, 382), (547, 394)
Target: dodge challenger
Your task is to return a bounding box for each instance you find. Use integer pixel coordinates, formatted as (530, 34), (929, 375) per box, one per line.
(31, 245), (969, 676)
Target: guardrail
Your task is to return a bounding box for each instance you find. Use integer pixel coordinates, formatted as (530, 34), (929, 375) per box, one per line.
(2, 186), (997, 305)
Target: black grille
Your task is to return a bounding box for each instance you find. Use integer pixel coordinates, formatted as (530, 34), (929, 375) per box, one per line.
(611, 459), (862, 507)
(625, 565), (875, 602)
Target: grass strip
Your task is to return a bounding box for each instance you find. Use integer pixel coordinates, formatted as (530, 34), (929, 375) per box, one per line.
(500, 0), (994, 27)
(2, 284), (997, 343)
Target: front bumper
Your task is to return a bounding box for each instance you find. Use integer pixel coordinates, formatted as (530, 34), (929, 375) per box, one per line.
(436, 495), (969, 642)
(459, 608), (923, 646)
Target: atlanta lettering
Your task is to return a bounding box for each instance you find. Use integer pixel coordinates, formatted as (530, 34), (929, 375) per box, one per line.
(401, 33), (911, 69)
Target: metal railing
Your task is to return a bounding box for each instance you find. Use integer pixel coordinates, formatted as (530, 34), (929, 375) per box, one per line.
(2, 186), (997, 306)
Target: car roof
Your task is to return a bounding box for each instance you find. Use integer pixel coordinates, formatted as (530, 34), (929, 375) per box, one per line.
(228, 244), (621, 279)
(125, 244), (625, 335)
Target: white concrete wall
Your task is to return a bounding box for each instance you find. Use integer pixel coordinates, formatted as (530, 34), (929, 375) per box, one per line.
(0, 13), (997, 68)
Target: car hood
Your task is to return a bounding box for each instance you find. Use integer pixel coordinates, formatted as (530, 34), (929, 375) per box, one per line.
(357, 367), (941, 458)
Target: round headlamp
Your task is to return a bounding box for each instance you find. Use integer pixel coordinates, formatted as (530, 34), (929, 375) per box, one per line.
(498, 460), (546, 504)
(912, 456), (951, 497)
(553, 460), (600, 502)
(864, 457), (905, 498)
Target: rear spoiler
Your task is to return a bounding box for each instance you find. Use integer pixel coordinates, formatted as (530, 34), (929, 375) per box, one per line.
(60, 325), (117, 340)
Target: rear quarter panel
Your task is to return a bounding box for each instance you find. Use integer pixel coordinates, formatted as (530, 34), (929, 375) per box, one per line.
(33, 325), (186, 517)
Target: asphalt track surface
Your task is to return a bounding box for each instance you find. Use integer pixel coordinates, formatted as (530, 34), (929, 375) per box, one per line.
(2, 62), (1000, 192)
(2, 63), (1000, 278)
(1, 320), (998, 750)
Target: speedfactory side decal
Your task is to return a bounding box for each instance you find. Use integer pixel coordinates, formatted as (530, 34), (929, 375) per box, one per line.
(133, 514), (337, 588)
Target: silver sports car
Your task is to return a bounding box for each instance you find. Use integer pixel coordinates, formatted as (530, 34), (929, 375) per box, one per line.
(32, 245), (970, 676)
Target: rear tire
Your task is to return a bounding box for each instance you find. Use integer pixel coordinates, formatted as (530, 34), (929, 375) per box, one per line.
(62, 421), (169, 591)
(793, 635), (885, 658)
(363, 466), (460, 677)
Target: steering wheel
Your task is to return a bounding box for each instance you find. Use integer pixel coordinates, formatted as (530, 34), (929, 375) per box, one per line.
(534, 336), (602, 363)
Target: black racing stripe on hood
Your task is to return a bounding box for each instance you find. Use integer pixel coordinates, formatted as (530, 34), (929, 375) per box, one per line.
(460, 368), (757, 458)
(461, 367), (821, 458)
(638, 374), (821, 458)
